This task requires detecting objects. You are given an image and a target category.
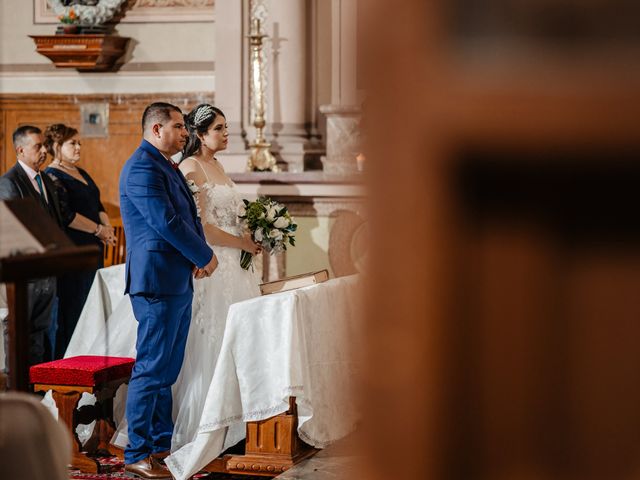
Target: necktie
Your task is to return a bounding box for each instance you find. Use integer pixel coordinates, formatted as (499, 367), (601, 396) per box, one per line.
(170, 161), (180, 171)
(34, 173), (46, 201)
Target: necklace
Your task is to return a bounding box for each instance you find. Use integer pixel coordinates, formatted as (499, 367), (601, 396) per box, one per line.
(56, 161), (78, 172)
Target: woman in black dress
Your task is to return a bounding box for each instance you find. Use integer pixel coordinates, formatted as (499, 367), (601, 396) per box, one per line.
(44, 123), (116, 358)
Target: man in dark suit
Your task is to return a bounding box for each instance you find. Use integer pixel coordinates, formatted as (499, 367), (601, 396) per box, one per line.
(0, 125), (63, 366)
(119, 103), (217, 478)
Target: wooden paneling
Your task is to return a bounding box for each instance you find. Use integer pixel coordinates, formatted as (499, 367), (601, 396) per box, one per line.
(0, 93), (213, 205)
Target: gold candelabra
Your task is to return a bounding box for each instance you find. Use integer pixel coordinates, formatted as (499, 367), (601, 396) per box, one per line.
(247, 18), (277, 172)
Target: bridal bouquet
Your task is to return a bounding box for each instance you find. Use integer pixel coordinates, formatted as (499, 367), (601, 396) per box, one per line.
(238, 197), (297, 270)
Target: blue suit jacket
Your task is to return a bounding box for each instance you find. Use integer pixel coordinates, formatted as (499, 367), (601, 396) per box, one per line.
(119, 140), (213, 296)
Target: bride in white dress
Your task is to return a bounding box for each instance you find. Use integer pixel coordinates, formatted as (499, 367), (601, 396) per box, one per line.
(170, 104), (262, 451)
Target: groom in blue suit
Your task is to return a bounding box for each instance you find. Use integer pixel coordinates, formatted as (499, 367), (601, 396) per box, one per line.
(119, 102), (217, 479)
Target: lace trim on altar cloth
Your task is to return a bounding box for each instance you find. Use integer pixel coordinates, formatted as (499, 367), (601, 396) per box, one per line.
(166, 451), (188, 477)
(298, 425), (359, 450)
(166, 387), (360, 479)
(196, 386), (304, 434)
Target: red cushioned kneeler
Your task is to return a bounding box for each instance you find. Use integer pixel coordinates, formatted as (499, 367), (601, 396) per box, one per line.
(31, 355), (135, 474)
(30, 355), (134, 386)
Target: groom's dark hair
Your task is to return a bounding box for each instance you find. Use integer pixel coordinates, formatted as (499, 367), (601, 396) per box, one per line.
(142, 102), (182, 133)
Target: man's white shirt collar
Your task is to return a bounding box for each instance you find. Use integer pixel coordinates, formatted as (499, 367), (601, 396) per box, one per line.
(18, 159), (39, 180)
(17, 160), (48, 202)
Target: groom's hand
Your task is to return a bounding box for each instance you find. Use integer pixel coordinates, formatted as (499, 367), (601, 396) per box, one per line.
(194, 254), (218, 279)
(203, 254), (219, 276)
(192, 265), (203, 279)
(194, 268), (205, 279)
(192, 265), (207, 279)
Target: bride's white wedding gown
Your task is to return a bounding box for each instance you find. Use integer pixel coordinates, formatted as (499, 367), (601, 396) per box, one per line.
(170, 179), (260, 450)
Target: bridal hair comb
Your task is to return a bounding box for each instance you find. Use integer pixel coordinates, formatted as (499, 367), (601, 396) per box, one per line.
(193, 105), (215, 127)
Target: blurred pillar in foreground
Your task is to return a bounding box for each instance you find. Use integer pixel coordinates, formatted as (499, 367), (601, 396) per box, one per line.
(361, 0), (640, 479)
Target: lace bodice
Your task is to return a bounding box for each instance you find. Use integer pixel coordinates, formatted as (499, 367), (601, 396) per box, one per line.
(197, 182), (243, 235)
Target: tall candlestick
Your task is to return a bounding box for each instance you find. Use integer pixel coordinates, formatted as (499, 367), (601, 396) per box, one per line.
(247, 8), (277, 171)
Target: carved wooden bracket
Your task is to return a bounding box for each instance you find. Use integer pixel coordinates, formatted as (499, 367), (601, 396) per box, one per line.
(29, 34), (129, 71)
(203, 397), (319, 477)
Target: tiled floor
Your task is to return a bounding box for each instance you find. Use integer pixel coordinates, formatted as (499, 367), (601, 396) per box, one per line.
(64, 433), (361, 479)
(275, 436), (361, 480)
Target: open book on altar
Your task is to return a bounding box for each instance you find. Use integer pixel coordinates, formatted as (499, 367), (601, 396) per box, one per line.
(259, 269), (329, 295)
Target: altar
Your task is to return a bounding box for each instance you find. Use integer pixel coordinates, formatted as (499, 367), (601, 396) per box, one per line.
(62, 264), (361, 478)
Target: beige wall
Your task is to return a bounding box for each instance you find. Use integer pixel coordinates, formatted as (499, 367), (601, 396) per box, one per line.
(0, 0), (216, 93)
(286, 216), (334, 277)
(115, 23), (215, 65)
(1, 1), (52, 66)
(0, 0), (215, 65)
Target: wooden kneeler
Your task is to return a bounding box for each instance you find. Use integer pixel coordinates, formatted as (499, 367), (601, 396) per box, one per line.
(30, 355), (134, 473)
(204, 397), (318, 477)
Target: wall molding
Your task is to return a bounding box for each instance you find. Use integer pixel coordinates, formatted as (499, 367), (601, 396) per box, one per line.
(0, 61), (215, 74)
(0, 69), (215, 94)
(0, 92), (213, 103)
(34, 0), (216, 24)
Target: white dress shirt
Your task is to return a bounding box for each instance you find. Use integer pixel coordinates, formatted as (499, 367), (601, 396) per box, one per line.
(18, 160), (48, 203)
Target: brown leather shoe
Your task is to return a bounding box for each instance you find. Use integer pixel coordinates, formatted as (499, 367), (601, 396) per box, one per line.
(124, 456), (172, 479)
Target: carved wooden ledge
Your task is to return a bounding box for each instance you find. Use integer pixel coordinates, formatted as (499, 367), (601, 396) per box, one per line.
(29, 35), (129, 71)
(204, 397), (319, 477)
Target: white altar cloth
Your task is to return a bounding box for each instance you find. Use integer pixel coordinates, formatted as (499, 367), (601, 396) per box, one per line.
(166, 274), (361, 480)
(65, 264), (131, 358)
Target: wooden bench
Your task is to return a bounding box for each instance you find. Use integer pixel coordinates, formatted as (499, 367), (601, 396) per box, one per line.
(30, 355), (134, 473)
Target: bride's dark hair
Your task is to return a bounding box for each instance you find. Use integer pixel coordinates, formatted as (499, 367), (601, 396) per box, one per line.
(182, 103), (226, 158)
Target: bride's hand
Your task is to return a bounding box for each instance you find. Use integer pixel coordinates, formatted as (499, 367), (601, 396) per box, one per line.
(240, 232), (262, 255)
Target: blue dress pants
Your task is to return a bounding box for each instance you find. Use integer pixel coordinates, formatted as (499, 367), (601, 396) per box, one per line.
(125, 290), (193, 464)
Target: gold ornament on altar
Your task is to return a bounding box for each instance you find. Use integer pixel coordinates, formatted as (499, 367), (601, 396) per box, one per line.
(247, 17), (278, 172)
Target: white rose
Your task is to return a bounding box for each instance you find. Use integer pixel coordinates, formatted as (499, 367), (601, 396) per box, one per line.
(268, 229), (283, 241)
(259, 211), (265, 219)
(266, 206), (277, 222)
(254, 228), (264, 242)
(273, 216), (289, 229)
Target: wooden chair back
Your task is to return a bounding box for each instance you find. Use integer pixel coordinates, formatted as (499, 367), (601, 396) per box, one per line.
(103, 204), (126, 267)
